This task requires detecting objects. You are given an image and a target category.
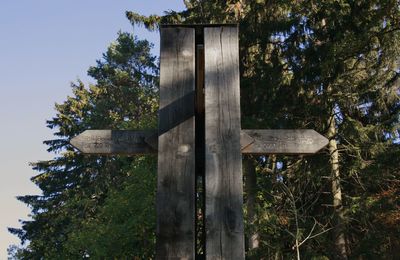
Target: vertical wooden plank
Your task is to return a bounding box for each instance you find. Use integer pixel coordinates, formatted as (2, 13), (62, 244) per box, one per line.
(204, 26), (245, 259)
(157, 27), (195, 259)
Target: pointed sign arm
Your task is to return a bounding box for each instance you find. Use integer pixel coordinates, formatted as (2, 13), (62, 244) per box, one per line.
(70, 130), (158, 155)
(70, 129), (328, 155)
(240, 129), (329, 155)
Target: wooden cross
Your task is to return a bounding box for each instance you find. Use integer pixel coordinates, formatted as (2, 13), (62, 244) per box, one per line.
(70, 25), (328, 260)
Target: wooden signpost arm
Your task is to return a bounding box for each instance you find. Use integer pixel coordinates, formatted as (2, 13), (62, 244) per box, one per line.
(70, 130), (157, 155)
(240, 129), (329, 155)
(71, 129), (328, 155)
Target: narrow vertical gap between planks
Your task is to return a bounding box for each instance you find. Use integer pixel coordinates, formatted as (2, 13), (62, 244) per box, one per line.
(195, 25), (206, 259)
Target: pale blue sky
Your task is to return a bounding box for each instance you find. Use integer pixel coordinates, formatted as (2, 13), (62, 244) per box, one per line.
(0, 1), (185, 258)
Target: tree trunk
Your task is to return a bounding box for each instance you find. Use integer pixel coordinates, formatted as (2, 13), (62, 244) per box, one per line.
(243, 156), (260, 251)
(327, 113), (348, 260)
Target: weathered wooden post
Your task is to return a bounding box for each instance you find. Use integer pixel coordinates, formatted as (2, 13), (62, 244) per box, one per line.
(157, 26), (196, 258)
(71, 24), (329, 260)
(204, 26), (244, 259)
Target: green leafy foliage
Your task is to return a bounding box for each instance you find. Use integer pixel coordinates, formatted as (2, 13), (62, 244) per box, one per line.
(64, 157), (157, 259)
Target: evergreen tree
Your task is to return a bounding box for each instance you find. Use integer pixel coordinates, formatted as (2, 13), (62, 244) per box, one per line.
(9, 32), (159, 258)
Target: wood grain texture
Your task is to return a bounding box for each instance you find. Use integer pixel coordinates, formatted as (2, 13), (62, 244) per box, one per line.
(70, 130), (157, 155)
(241, 129), (329, 154)
(70, 129), (328, 156)
(204, 26), (245, 260)
(157, 27), (196, 259)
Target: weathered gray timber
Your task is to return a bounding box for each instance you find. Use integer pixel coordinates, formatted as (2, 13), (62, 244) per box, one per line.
(70, 130), (157, 155)
(204, 26), (245, 259)
(70, 24), (330, 260)
(241, 129), (329, 155)
(156, 27), (196, 259)
(71, 129), (328, 156)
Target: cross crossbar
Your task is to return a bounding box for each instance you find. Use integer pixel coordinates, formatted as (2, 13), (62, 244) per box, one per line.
(71, 129), (328, 155)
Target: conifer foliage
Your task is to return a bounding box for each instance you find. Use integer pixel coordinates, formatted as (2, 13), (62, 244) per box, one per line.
(9, 32), (159, 259)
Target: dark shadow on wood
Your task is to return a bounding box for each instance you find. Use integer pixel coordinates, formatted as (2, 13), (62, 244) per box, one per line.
(158, 90), (195, 136)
